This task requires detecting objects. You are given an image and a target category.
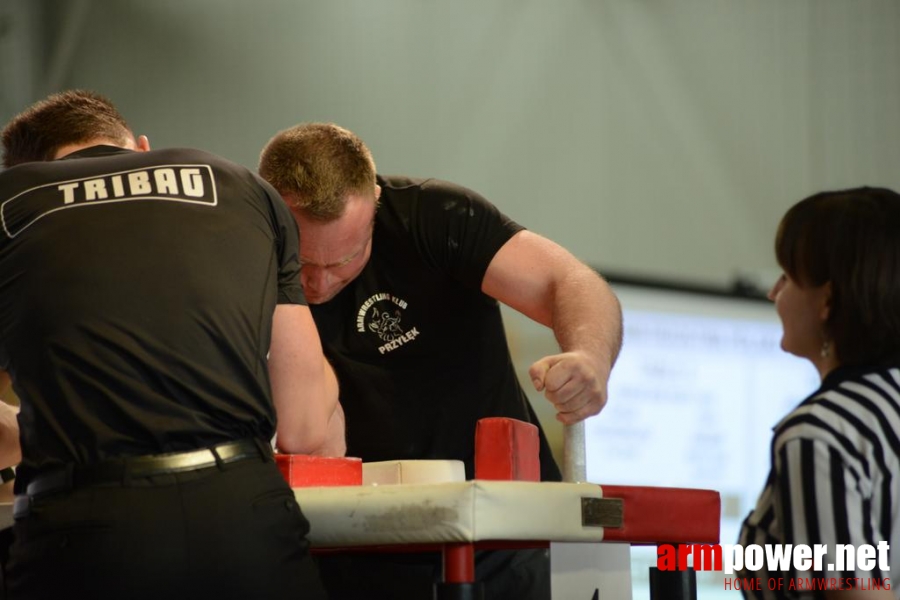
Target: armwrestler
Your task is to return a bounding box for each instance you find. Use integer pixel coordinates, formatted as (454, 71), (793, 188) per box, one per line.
(0, 373), (18, 471)
(0, 372), (18, 505)
(259, 123), (623, 600)
(0, 91), (342, 600)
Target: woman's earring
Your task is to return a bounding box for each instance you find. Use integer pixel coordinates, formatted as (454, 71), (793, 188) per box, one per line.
(820, 340), (831, 359)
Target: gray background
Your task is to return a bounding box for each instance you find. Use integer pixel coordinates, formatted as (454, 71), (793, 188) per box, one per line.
(3, 1), (900, 468)
(5, 0), (899, 290)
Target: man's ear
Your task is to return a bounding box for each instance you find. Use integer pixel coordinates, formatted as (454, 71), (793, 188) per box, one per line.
(135, 135), (151, 152)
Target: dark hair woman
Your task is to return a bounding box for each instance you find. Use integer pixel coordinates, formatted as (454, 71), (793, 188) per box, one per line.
(739, 187), (900, 599)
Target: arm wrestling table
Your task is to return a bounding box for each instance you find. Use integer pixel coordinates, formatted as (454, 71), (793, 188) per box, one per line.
(283, 418), (720, 599)
(0, 419), (720, 599)
(292, 479), (719, 599)
(0, 479), (719, 599)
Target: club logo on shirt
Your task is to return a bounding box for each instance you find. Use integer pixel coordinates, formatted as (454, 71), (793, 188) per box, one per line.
(356, 292), (420, 354)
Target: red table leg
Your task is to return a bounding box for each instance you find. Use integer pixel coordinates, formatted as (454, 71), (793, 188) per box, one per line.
(436, 543), (483, 600)
(443, 543), (475, 583)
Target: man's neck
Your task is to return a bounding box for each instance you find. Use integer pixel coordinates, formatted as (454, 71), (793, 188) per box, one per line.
(53, 137), (134, 160)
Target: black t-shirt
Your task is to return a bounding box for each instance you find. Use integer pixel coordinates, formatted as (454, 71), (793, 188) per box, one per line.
(310, 175), (561, 481)
(0, 145), (305, 487)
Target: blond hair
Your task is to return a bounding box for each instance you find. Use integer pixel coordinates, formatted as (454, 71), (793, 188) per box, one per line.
(259, 123), (377, 221)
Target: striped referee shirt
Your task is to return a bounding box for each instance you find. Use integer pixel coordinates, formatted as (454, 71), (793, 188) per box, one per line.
(738, 364), (900, 599)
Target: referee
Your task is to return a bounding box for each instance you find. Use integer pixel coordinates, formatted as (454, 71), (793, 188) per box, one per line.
(739, 187), (900, 599)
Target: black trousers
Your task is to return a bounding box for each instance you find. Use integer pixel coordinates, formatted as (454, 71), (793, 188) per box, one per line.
(5, 458), (325, 600)
(316, 547), (551, 600)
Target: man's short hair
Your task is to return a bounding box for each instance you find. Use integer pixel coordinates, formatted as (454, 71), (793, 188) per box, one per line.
(775, 186), (900, 366)
(258, 123), (377, 221)
(1, 90), (134, 168)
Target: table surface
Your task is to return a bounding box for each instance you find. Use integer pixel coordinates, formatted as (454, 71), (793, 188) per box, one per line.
(0, 480), (721, 550)
(293, 480), (617, 548)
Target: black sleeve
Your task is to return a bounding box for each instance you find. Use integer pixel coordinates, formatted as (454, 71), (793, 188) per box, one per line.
(409, 179), (524, 290)
(256, 174), (306, 306)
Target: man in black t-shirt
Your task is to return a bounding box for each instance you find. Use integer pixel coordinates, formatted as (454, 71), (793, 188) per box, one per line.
(0, 91), (343, 600)
(259, 123), (623, 600)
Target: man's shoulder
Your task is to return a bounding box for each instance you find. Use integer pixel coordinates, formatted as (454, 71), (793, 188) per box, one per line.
(147, 148), (271, 192)
(147, 147), (249, 172)
(378, 175), (483, 201)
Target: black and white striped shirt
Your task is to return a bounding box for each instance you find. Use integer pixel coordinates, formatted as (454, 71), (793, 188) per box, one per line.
(739, 364), (900, 599)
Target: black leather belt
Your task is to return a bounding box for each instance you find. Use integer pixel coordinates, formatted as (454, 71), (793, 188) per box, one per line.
(13, 438), (270, 519)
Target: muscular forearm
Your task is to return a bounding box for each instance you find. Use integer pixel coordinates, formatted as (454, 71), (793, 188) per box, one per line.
(274, 359), (340, 454)
(309, 401), (346, 457)
(269, 304), (342, 454)
(527, 265), (622, 424)
(0, 400), (21, 469)
(484, 231), (624, 424)
(548, 265), (622, 368)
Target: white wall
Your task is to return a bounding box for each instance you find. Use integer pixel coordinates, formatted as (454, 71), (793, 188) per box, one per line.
(4, 1), (900, 287)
